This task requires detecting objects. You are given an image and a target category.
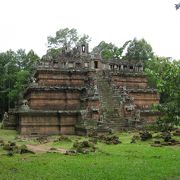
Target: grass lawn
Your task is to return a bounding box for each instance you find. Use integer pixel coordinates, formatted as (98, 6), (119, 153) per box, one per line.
(0, 128), (179, 180)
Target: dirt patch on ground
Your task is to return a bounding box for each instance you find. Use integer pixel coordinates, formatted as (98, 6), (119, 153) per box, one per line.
(26, 144), (67, 154)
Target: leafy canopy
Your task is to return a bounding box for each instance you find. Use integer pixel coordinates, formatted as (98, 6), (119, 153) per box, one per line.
(0, 49), (39, 112)
(145, 57), (180, 129)
(47, 28), (91, 49)
(92, 40), (131, 60)
(125, 38), (154, 61)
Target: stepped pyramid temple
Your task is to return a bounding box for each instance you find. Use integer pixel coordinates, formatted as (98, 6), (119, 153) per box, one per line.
(4, 44), (160, 135)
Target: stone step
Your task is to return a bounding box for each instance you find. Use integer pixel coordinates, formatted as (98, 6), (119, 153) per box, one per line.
(104, 124), (126, 129)
(97, 72), (125, 131)
(109, 122), (126, 126)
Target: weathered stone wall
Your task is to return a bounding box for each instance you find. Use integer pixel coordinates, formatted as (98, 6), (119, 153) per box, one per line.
(140, 111), (160, 123)
(19, 113), (59, 135)
(111, 74), (148, 88)
(14, 56), (160, 135)
(87, 99), (99, 109)
(18, 68), (99, 135)
(19, 112), (78, 135)
(2, 110), (17, 130)
(36, 71), (86, 86)
(27, 91), (81, 110)
(129, 92), (159, 109)
(110, 72), (160, 123)
(59, 115), (77, 134)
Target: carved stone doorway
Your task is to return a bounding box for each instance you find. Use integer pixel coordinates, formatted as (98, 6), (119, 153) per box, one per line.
(94, 61), (98, 69)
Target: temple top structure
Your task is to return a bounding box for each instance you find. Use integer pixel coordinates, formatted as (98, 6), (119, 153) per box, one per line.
(40, 43), (144, 73)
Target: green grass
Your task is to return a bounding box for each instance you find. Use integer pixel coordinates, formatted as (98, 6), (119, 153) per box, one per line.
(0, 129), (180, 180)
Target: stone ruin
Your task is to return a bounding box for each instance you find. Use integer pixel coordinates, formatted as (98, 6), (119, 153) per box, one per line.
(3, 44), (160, 135)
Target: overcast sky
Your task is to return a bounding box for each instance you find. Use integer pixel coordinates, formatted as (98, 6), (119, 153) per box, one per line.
(0, 0), (180, 59)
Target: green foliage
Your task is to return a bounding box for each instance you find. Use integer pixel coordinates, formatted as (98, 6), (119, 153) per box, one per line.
(92, 40), (131, 60)
(78, 34), (91, 44)
(125, 38), (154, 61)
(46, 48), (62, 59)
(8, 70), (30, 102)
(92, 41), (115, 60)
(0, 49), (39, 113)
(145, 57), (180, 128)
(47, 27), (91, 49)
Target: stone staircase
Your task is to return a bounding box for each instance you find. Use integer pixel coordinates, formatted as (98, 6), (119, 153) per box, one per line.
(96, 71), (126, 131)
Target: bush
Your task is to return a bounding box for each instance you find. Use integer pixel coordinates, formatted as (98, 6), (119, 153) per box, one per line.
(155, 118), (175, 132)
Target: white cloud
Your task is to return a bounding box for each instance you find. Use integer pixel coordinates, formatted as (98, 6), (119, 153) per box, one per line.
(0, 0), (180, 59)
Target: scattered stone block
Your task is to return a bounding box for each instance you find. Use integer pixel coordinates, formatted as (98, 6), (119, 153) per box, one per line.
(130, 134), (140, 143)
(19, 145), (35, 154)
(36, 136), (48, 144)
(65, 150), (77, 155)
(130, 138), (136, 143)
(0, 139), (4, 146)
(8, 141), (16, 147)
(161, 142), (169, 146)
(154, 140), (161, 144)
(161, 132), (171, 142)
(89, 138), (98, 144)
(96, 135), (121, 145)
(151, 144), (162, 147)
(54, 135), (72, 142)
(73, 140), (96, 154)
(173, 129), (180, 136)
(3, 144), (14, 151)
(7, 150), (14, 156)
(139, 131), (152, 141)
(132, 135), (140, 140)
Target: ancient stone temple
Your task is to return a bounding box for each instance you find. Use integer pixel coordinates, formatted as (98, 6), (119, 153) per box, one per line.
(5, 44), (160, 135)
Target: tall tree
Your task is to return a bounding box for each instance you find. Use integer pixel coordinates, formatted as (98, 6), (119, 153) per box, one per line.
(124, 38), (154, 61)
(92, 40), (131, 60)
(47, 28), (91, 49)
(145, 57), (180, 130)
(0, 49), (39, 117)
